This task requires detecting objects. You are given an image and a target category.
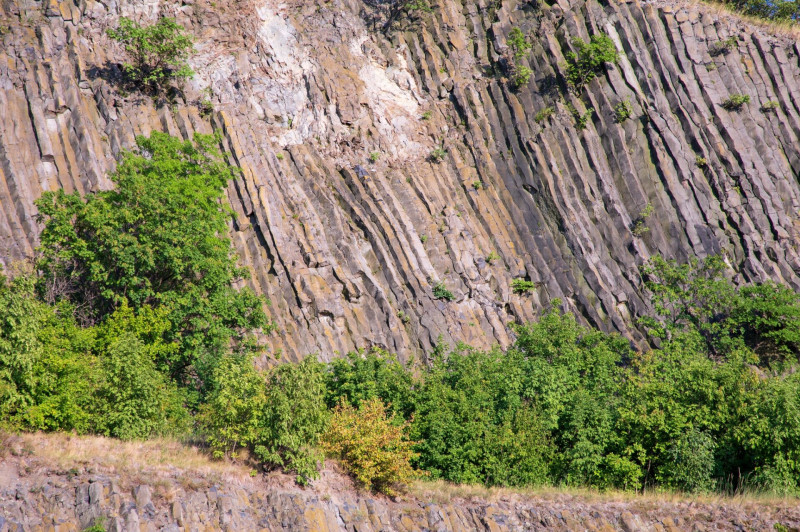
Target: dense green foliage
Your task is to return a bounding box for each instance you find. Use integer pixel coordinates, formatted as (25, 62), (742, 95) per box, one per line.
(1, 130), (798, 496)
(35, 132), (269, 399)
(107, 17), (194, 92)
(1, 132), (269, 440)
(720, 0), (800, 20)
(200, 355), (327, 483)
(564, 33), (620, 91)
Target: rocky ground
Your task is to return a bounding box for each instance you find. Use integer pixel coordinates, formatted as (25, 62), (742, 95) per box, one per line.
(1, 433), (799, 531)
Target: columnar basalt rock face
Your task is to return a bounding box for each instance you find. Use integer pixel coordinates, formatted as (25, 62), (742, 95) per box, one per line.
(1, 0), (799, 361)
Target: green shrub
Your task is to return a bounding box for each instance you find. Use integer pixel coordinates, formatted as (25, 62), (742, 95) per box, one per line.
(472, 180), (483, 190)
(564, 33), (620, 91)
(486, 251), (500, 264)
(431, 281), (455, 301)
(613, 100), (633, 123)
(0, 274), (100, 433)
(325, 348), (417, 419)
(323, 398), (420, 495)
(412, 346), (552, 487)
(202, 355), (327, 483)
(504, 27), (533, 90)
(507, 27), (531, 60)
(421, 110), (432, 120)
(657, 428), (716, 493)
(35, 132), (271, 399)
(254, 357), (329, 483)
(429, 147), (447, 163)
(369, 151), (380, 163)
(199, 353), (265, 459)
(94, 304), (188, 440)
(761, 100), (780, 112)
(107, 17), (194, 93)
(710, 36), (738, 56)
(511, 65), (532, 89)
(721, 94), (750, 110)
(513, 306), (634, 489)
(511, 278), (536, 294)
(696, 155), (708, 167)
(534, 106), (555, 123)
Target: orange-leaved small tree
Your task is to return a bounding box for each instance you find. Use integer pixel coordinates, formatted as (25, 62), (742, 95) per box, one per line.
(322, 398), (422, 495)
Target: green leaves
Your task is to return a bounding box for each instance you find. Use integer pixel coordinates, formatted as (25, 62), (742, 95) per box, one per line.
(640, 255), (800, 365)
(721, 0), (800, 20)
(107, 17), (194, 92)
(200, 356), (328, 484)
(564, 33), (620, 91)
(36, 132), (271, 393)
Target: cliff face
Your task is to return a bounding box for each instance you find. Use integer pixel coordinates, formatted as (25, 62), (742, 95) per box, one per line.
(2, 434), (800, 532)
(1, 0), (800, 361)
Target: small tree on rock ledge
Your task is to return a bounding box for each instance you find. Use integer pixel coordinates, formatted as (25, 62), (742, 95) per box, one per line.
(107, 17), (195, 94)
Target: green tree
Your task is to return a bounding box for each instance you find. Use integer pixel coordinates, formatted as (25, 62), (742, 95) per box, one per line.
(412, 345), (552, 487)
(513, 304), (639, 489)
(564, 33), (620, 91)
(199, 353), (266, 458)
(254, 357), (329, 484)
(107, 17), (194, 92)
(0, 272), (100, 433)
(35, 132), (271, 397)
(325, 348), (417, 419)
(640, 256), (800, 365)
(200, 356), (328, 483)
(94, 304), (188, 440)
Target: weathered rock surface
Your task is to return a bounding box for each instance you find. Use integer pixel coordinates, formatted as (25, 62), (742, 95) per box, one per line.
(1, 0), (800, 360)
(2, 445), (799, 531)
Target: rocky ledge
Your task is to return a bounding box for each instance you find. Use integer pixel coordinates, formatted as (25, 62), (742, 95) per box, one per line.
(1, 435), (799, 531)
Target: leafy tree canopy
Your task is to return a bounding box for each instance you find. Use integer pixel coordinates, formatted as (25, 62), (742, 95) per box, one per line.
(35, 132), (271, 393)
(107, 17), (194, 92)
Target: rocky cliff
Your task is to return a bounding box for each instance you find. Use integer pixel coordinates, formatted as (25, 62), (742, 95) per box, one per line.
(1, 0), (800, 361)
(2, 433), (800, 531)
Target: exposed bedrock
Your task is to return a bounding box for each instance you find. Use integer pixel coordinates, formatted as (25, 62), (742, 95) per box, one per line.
(1, 0), (799, 361)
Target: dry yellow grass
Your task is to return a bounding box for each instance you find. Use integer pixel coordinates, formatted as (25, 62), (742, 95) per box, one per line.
(409, 479), (800, 509)
(3, 432), (798, 511)
(0, 431), (250, 479)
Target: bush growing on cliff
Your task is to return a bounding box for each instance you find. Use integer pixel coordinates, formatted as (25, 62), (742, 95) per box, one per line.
(564, 33), (620, 91)
(505, 27), (533, 90)
(722, 94), (750, 110)
(508, 27), (531, 60)
(107, 17), (194, 93)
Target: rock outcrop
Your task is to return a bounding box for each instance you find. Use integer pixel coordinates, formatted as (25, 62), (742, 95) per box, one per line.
(2, 438), (799, 532)
(1, 0), (799, 361)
